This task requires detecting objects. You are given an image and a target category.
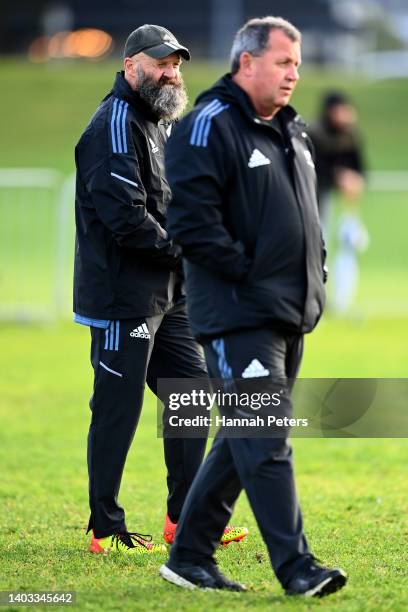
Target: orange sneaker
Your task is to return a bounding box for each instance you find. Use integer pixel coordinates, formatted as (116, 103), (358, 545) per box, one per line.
(163, 514), (177, 545)
(162, 514), (249, 546)
(89, 530), (165, 554)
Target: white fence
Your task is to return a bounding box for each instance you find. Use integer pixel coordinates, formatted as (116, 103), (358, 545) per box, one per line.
(0, 169), (75, 321)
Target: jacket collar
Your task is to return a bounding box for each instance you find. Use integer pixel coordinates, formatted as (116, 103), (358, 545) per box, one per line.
(221, 74), (302, 134)
(110, 71), (161, 123)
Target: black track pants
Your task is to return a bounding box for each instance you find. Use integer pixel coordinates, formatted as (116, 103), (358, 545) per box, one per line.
(87, 300), (208, 538)
(169, 327), (311, 587)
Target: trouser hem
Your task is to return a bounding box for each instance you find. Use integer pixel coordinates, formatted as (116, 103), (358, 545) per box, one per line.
(169, 545), (215, 567)
(90, 523), (127, 539)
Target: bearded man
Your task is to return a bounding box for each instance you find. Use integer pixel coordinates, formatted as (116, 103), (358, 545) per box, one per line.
(73, 24), (249, 555)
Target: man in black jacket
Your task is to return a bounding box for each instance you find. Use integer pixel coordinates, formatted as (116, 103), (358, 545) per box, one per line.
(74, 24), (248, 554)
(160, 17), (347, 596)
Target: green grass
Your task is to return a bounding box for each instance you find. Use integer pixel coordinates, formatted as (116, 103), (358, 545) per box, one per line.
(1, 59), (408, 172)
(0, 321), (407, 611)
(327, 189), (408, 315)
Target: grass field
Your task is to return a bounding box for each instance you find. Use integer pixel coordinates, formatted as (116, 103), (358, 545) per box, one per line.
(0, 59), (407, 611)
(1, 59), (408, 172)
(0, 322), (407, 611)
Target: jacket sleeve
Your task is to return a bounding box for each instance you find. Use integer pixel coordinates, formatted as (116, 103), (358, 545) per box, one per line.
(165, 113), (251, 281)
(79, 147), (180, 270)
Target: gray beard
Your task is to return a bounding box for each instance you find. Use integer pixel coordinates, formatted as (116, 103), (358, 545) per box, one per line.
(136, 66), (188, 121)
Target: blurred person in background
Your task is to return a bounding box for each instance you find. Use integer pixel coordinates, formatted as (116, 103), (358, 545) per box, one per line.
(309, 92), (369, 314)
(160, 17), (346, 597)
(73, 24), (248, 556)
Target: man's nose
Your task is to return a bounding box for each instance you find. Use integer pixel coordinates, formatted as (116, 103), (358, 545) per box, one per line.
(287, 65), (300, 82)
(162, 65), (178, 79)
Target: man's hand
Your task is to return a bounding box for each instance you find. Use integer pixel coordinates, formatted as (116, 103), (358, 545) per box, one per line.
(335, 168), (365, 201)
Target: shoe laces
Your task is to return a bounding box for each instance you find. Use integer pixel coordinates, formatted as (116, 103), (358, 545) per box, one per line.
(302, 553), (324, 572)
(113, 531), (153, 550)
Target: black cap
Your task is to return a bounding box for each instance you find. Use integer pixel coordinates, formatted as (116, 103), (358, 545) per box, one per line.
(124, 24), (190, 61)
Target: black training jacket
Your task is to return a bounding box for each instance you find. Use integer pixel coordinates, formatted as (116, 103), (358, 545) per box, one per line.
(166, 74), (326, 341)
(73, 72), (180, 320)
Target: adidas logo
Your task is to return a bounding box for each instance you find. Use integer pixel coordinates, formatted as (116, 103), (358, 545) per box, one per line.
(242, 359), (270, 378)
(130, 323), (151, 339)
(148, 137), (159, 154)
(248, 148), (271, 168)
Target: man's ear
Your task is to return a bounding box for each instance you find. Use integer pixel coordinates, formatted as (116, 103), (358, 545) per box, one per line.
(124, 57), (139, 88)
(124, 57), (134, 75)
(239, 52), (254, 76)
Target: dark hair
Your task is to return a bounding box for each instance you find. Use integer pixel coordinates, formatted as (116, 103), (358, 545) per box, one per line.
(322, 91), (351, 110)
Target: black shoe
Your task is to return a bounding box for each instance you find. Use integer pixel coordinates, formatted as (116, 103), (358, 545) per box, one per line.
(285, 556), (347, 597)
(159, 560), (246, 591)
(205, 561), (247, 591)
